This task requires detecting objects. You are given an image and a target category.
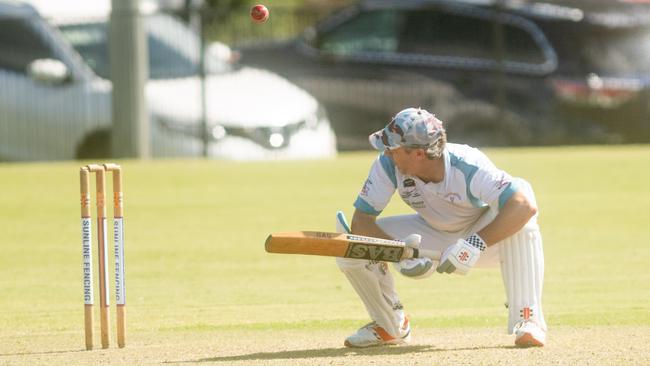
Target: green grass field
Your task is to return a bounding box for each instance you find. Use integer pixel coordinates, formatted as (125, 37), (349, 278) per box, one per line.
(1, 145), (649, 365)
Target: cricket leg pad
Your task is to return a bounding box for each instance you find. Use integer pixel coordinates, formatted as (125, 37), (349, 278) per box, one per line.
(499, 228), (547, 334)
(336, 257), (405, 337)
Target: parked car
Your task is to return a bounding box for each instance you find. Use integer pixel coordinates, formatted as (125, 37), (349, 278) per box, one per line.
(238, 0), (650, 149)
(0, 0), (336, 161)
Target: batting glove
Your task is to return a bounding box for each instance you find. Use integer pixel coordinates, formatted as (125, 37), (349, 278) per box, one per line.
(393, 234), (436, 279)
(402, 233), (422, 249)
(436, 234), (486, 275)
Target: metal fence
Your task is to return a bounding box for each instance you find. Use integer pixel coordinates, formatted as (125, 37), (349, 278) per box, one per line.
(0, 3), (334, 162)
(218, 1), (650, 150)
(2, 1), (650, 161)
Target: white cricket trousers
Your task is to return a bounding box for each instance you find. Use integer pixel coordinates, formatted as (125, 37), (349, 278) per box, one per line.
(336, 183), (546, 336)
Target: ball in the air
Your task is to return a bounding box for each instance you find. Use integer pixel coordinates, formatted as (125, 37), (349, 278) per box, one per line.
(250, 4), (269, 23)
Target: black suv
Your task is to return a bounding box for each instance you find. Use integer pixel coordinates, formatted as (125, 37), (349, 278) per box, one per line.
(238, 0), (650, 149)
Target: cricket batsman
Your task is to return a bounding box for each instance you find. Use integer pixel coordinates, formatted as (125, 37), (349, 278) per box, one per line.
(336, 107), (546, 348)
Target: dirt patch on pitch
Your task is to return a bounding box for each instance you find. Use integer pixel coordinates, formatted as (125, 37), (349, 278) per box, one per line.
(1, 326), (648, 365)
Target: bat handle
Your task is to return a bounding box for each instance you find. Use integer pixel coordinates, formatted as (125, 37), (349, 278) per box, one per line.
(405, 247), (441, 261)
(418, 248), (441, 261)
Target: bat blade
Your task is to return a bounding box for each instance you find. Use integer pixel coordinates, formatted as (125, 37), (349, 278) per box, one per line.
(265, 231), (411, 262)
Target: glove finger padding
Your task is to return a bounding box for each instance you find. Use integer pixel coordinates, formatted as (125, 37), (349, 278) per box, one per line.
(436, 259), (457, 274)
(394, 257), (436, 279)
(436, 238), (481, 275)
(394, 233), (434, 279)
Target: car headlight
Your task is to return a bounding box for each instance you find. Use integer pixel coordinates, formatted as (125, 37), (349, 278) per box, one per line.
(224, 122), (304, 149)
(158, 118), (228, 141)
(157, 117), (203, 138)
(211, 125), (226, 140)
(158, 112), (322, 149)
(268, 132), (285, 148)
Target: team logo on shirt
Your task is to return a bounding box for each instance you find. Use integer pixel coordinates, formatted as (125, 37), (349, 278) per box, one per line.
(444, 192), (462, 203)
(360, 179), (372, 197)
(400, 178), (424, 207)
(400, 178), (417, 199)
(400, 179), (415, 197)
(496, 175), (511, 190)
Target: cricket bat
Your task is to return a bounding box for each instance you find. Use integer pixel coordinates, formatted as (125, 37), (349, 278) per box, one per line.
(265, 231), (441, 262)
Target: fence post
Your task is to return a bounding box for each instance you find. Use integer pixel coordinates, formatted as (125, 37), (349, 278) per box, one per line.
(110, 0), (150, 158)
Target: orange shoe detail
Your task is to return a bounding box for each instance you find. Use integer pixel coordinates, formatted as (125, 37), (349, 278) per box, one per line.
(514, 320), (546, 348)
(401, 316), (410, 332)
(373, 325), (395, 341)
(515, 332), (544, 347)
(344, 316), (411, 348)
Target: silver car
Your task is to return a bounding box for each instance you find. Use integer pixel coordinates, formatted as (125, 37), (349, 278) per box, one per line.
(0, 0), (337, 160)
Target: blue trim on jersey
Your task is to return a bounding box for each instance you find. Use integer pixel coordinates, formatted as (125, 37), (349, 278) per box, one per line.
(449, 152), (485, 208)
(498, 181), (519, 209)
(354, 197), (382, 216)
(379, 153), (397, 188)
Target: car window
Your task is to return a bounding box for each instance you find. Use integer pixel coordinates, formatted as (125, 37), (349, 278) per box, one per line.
(0, 17), (57, 74)
(59, 21), (199, 80)
(503, 23), (546, 64)
(399, 9), (493, 59)
(58, 22), (109, 78)
(399, 9), (546, 65)
(318, 10), (402, 54)
(313, 6), (549, 73)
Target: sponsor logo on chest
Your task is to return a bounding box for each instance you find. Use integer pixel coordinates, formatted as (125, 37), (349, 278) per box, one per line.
(400, 178), (425, 208)
(444, 192), (462, 203)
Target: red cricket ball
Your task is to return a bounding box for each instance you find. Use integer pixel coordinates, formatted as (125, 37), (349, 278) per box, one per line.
(250, 4), (269, 23)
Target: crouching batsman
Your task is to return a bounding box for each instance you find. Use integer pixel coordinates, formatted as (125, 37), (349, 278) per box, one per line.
(336, 107), (546, 348)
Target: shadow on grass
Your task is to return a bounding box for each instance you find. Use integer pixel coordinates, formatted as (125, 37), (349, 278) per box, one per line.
(167, 344), (513, 363)
(0, 349), (87, 357)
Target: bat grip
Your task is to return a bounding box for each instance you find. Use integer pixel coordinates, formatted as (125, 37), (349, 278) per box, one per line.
(406, 247), (441, 261)
(418, 248), (442, 261)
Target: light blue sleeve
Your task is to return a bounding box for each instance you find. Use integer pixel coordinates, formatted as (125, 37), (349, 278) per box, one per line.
(353, 153), (397, 216)
(450, 148), (519, 210)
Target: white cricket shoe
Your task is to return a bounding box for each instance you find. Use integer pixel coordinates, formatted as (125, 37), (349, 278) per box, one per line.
(514, 320), (546, 347)
(344, 317), (411, 348)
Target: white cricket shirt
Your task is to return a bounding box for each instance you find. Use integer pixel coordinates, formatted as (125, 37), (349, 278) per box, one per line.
(354, 143), (519, 232)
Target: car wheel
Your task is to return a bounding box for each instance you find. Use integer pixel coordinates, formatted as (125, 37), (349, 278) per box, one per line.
(444, 103), (531, 147)
(76, 129), (111, 159)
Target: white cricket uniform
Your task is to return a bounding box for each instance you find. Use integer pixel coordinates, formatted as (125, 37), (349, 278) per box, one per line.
(354, 143), (539, 266)
(337, 143), (546, 336)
